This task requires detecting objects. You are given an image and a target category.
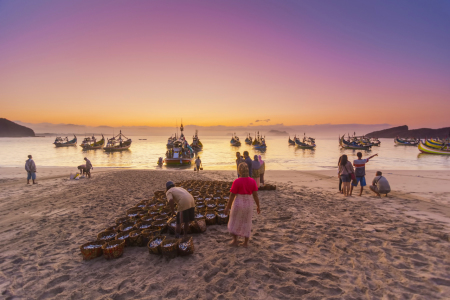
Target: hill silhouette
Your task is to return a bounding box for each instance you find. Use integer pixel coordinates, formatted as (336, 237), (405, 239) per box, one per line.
(0, 118), (35, 137)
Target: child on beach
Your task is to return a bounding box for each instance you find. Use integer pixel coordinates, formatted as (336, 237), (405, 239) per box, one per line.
(351, 152), (378, 196)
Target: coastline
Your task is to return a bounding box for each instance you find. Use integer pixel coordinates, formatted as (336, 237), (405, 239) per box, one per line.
(1, 168), (450, 298)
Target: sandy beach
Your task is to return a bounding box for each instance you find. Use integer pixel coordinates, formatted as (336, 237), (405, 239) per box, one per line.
(1, 168), (450, 299)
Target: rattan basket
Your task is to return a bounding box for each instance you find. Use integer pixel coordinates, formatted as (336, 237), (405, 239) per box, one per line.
(161, 238), (179, 259)
(148, 236), (166, 255)
(152, 220), (168, 233)
(217, 212), (229, 225)
(205, 211), (217, 225)
(141, 229), (160, 246)
(97, 230), (117, 242)
(102, 239), (125, 259)
(128, 230), (144, 247)
(135, 220), (153, 230)
(80, 240), (106, 260)
(118, 222), (135, 233)
(178, 237), (194, 256)
(116, 231), (131, 246)
(115, 216), (129, 225)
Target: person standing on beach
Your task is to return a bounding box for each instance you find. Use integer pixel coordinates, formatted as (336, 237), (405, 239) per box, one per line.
(243, 151), (252, 178)
(369, 171), (391, 197)
(338, 155), (343, 193)
(251, 155), (261, 188)
(351, 152), (378, 196)
(235, 152), (244, 177)
(195, 156), (202, 173)
(258, 155), (265, 187)
(25, 155), (37, 184)
(84, 157), (93, 178)
(338, 155), (354, 196)
(225, 163), (261, 247)
(166, 181), (195, 238)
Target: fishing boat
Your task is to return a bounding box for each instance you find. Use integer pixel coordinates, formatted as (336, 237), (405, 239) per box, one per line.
(288, 136), (296, 145)
(166, 135), (176, 148)
(339, 135), (371, 150)
(54, 135), (77, 147)
(164, 123), (194, 165)
(370, 137), (381, 146)
(230, 133), (241, 146)
(245, 134), (253, 145)
(394, 137), (419, 146)
(424, 138), (449, 149)
(190, 130), (203, 152)
(418, 140), (450, 155)
(104, 131), (132, 151)
(80, 134), (105, 150)
(295, 134), (316, 149)
(252, 132), (267, 150)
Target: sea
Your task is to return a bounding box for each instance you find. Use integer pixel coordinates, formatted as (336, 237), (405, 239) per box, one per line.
(1, 136), (449, 171)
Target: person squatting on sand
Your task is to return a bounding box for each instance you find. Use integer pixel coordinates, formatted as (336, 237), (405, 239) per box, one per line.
(195, 156), (202, 173)
(251, 155), (261, 188)
(166, 181), (195, 239)
(25, 155), (37, 184)
(338, 154), (354, 196)
(370, 171), (391, 197)
(235, 152), (244, 177)
(225, 163), (261, 248)
(258, 155), (265, 187)
(351, 152), (378, 196)
(84, 157), (93, 178)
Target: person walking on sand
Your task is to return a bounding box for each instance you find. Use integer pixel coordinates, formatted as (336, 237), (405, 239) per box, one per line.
(84, 157), (93, 178)
(351, 152), (378, 196)
(338, 154), (354, 196)
(235, 152), (244, 177)
(166, 181), (195, 238)
(243, 151), (252, 178)
(258, 155), (265, 187)
(25, 155), (37, 184)
(369, 171), (391, 197)
(225, 163), (261, 247)
(251, 155), (261, 188)
(195, 156), (202, 173)
(338, 155), (343, 194)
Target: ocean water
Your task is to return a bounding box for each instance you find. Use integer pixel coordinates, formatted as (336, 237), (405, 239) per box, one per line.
(1, 136), (449, 171)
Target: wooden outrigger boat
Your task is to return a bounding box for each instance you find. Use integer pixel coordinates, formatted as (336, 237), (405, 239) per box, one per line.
(394, 137), (419, 146)
(190, 130), (203, 152)
(424, 138), (449, 149)
(339, 135), (371, 150)
(230, 133), (241, 146)
(104, 131), (132, 152)
(245, 134), (253, 145)
(164, 123), (194, 165)
(295, 134), (316, 149)
(166, 135), (176, 148)
(252, 132), (267, 150)
(288, 136), (296, 145)
(418, 140), (450, 155)
(54, 135), (77, 147)
(370, 137), (381, 146)
(80, 134), (105, 150)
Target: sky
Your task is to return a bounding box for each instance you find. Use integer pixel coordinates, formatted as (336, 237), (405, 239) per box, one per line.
(1, 0), (449, 128)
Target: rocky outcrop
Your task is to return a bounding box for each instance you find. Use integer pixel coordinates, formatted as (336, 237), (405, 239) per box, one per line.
(0, 118), (35, 137)
(366, 125), (450, 138)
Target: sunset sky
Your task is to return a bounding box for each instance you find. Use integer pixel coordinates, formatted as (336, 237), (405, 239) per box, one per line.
(1, 0), (449, 128)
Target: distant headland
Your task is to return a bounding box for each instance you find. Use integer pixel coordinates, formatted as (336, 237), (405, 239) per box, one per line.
(0, 118), (35, 137)
(366, 125), (450, 138)
(265, 130), (289, 136)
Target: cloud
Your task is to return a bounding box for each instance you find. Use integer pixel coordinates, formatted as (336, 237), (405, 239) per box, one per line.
(249, 123), (253, 125)
(255, 119), (270, 123)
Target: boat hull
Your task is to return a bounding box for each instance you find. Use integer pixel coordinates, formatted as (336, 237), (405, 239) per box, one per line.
(81, 145), (104, 150)
(424, 139), (447, 149)
(104, 146), (131, 152)
(55, 143), (77, 147)
(296, 145), (315, 149)
(394, 138), (418, 146)
(418, 141), (450, 155)
(164, 158), (192, 165)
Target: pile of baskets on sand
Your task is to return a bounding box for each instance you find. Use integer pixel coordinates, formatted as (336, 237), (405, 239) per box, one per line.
(80, 179), (265, 261)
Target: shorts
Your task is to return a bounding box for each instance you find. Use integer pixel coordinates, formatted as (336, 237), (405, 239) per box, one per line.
(176, 207), (195, 224)
(352, 176), (366, 187)
(340, 174), (351, 183)
(27, 172), (36, 180)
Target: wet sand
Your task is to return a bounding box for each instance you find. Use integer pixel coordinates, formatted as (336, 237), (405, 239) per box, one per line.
(1, 168), (450, 299)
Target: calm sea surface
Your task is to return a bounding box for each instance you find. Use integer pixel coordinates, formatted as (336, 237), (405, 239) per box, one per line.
(1, 136), (449, 171)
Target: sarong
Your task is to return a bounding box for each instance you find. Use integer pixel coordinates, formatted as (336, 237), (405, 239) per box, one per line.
(228, 194), (254, 238)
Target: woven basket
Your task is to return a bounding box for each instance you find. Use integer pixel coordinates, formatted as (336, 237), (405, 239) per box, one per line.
(153, 215), (169, 222)
(97, 230), (117, 242)
(141, 229), (160, 246)
(205, 201), (216, 210)
(102, 239), (125, 259)
(126, 208), (146, 219)
(135, 220), (153, 230)
(148, 236), (166, 255)
(205, 211), (217, 226)
(213, 194), (222, 200)
(140, 214), (154, 222)
(128, 230), (144, 247)
(196, 203), (206, 210)
(148, 209), (160, 217)
(196, 218), (207, 232)
(119, 222), (135, 233)
(104, 225), (119, 232)
(116, 231), (131, 246)
(194, 211), (205, 220)
(154, 190), (165, 197)
(152, 220), (168, 233)
(159, 208), (172, 217)
(115, 217), (129, 225)
(80, 241), (105, 260)
(161, 238), (179, 259)
(217, 200), (227, 208)
(167, 217), (178, 235)
(217, 212), (229, 225)
(178, 237), (194, 256)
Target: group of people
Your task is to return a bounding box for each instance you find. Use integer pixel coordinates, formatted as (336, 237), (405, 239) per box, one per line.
(77, 157), (93, 178)
(338, 152), (391, 197)
(235, 151), (265, 189)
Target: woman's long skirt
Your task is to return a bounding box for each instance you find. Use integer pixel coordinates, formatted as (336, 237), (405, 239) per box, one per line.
(228, 194), (254, 238)
(252, 176), (260, 188)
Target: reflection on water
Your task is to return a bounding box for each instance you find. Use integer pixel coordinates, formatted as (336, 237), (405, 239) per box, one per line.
(0, 136), (449, 170)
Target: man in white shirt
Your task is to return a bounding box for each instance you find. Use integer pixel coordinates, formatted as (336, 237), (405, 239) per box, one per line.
(25, 155), (37, 184)
(370, 171), (391, 197)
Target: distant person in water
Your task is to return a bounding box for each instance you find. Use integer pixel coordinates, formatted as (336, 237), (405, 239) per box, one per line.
(235, 152), (244, 177)
(243, 151), (252, 178)
(84, 157), (93, 178)
(258, 155), (265, 187)
(195, 156), (202, 173)
(251, 155), (261, 188)
(369, 171), (391, 197)
(351, 152), (378, 196)
(25, 155), (37, 184)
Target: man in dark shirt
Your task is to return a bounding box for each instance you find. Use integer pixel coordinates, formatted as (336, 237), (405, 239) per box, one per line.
(243, 151), (253, 177)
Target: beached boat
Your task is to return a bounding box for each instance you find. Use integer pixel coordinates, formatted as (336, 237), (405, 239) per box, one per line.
(418, 140), (450, 155)
(339, 135), (371, 150)
(54, 135), (77, 147)
(394, 137), (419, 146)
(190, 130), (203, 152)
(164, 124), (194, 165)
(252, 132), (267, 150)
(230, 133), (241, 146)
(245, 134), (253, 145)
(295, 134), (316, 149)
(166, 136), (176, 148)
(104, 131), (132, 151)
(80, 134), (105, 150)
(288, 136), (295, 145)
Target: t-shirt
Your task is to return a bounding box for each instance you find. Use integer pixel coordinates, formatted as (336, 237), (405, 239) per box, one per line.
(353, 158), (369, 177)
(195, 159), (201, 166)
(372, 176), (391, 193)
(230, 177), (258, 195)
(166, 187), (195, 212)
(244, 157), (253, 177)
